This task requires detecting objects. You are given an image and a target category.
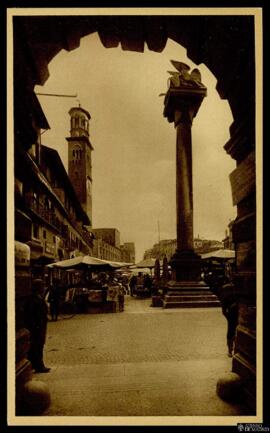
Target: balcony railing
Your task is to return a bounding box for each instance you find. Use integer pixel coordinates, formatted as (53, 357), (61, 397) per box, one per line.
(26, 197), (92, 249)
(69, 215), (93, 246)
(27, 198), (62, 232)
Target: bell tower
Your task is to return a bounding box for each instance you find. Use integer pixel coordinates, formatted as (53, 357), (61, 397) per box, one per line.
(66, 106), (93, 225)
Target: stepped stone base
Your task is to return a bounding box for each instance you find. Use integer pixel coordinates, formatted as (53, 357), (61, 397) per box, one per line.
(163, 281), (220, 308)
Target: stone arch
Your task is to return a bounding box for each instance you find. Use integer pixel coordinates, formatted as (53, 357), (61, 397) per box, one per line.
(13, 14), (257, 412)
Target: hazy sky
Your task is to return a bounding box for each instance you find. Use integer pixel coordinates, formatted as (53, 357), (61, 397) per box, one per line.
(35, 32), (236, 262)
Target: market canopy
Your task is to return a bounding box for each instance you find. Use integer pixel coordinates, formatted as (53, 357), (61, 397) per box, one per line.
(47, 255), (133, 270)
(135, 258), (157, 269)
(130, 267), (152, 276)
(201, 249), (235, 260)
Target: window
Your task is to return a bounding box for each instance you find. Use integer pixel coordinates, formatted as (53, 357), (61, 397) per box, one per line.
(44, 197), (50, 210)
(33, 192), (38, 211)
(43, 230), (46, 239)
(73, 146), (82, 161)
(32, 224), (39, 239)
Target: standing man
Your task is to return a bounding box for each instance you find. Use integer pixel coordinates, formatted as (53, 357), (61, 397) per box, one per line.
(24, 279), (51, 373)
(118, 284), (125, 312)
(48, 278), (61, 321)
(218, 282), (239, 357)
(143, 274), (152, 296)
(129, 274), (137, 297)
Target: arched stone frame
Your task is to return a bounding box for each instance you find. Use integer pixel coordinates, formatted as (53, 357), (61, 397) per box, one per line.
(12, 13), (258, 413)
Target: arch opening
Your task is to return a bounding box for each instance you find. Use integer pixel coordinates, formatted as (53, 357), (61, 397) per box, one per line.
(35, 32), (235, 261)
(11, 14), (258, 416)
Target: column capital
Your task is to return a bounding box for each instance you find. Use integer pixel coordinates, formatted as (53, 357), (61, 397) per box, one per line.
(163, 87), (207, 125)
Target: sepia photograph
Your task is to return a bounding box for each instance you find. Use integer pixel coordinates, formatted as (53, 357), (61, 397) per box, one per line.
(5, 6), (264, 428)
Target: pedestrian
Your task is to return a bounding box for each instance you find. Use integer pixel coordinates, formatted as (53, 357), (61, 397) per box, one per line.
(48, 278), (61, 321)
(118, 284), (125, 312)
(218, 282), (239, 357)
(121, 274), (129, 294)
(23, 278), (51, 373)
(143, 274), (152, 296)
(129, 275), (137, 297)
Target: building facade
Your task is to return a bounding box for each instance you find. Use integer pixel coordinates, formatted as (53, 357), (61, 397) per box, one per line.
(15, 101), (93, 276)
(15, 140), (94, 280)
(91, 228), (120, 249)
(92, 237), (121, 262)
(120, 242), (136, 263)
(223, 220), (235, 250)
(144, 237), (223, 261)
(91, 228), (121, 261)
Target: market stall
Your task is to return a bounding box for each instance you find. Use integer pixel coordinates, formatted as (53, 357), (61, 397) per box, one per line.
(47, 256), (131, 314)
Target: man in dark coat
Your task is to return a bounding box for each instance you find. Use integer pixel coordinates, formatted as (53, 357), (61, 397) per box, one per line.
(218, 282), (239, 357)
(24, 279), (51, 373)
(48, 278), (61, 321)
(129, 275), (137, 297)
(143, 274), (152, 295)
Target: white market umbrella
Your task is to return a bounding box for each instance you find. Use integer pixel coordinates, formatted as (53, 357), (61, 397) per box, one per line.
(201, 249), (235, 260)
(47, 255), (130, 269)
(135, 258), (156, 269)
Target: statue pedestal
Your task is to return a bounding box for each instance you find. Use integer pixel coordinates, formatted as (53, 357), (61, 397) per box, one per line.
(170, 250), (202, 282)
(164, 251), (220, 308)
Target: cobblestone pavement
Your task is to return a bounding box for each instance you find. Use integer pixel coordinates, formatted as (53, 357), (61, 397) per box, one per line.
(32, 296), (250, 420)
(45, 297), (228, 365)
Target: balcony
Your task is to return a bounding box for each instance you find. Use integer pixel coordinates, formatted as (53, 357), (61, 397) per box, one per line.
(26, 197), (92, 249)
(70, 215), (93, 247)
(27, 198), (62, 232)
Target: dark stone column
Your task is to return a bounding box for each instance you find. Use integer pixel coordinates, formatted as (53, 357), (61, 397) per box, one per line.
(170, 106), (203, 283)
(175, 109), (193, 252)
(163, 70), (207, 286)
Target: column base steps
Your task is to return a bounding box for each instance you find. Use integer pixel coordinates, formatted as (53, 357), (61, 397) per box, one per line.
(163, 299), (220, 308)
(163, 285), (220, 308)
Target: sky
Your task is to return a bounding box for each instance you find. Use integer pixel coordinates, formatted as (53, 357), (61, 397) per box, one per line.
(35, 32), (236, 262)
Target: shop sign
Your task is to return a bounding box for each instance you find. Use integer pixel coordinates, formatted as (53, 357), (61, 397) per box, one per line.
(45, 242), (55, 255)
(88, 290), (103, 302)
(15, 241), (30, 266)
